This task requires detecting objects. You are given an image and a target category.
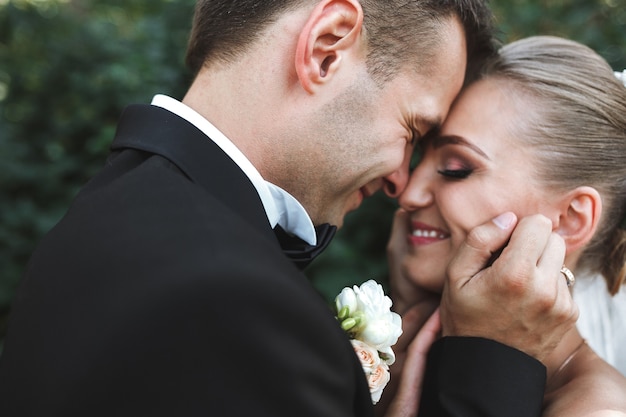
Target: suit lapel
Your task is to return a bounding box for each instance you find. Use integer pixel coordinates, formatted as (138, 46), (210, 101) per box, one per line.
(110, 104), (274, 242)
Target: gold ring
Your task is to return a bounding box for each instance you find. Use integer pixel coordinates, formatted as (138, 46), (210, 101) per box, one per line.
(560, 266), (575, 287)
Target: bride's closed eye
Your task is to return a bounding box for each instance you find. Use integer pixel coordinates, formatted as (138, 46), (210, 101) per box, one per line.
(430, 135), (488, 180)
(437, 156), (474, 179)
(437, 168), (473, 179)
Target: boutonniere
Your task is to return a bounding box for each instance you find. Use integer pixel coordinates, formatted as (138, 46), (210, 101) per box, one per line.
(334, 280), (403, 404)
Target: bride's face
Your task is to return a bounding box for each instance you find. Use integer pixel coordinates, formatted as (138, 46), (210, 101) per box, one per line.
(397, 78), (560, 293)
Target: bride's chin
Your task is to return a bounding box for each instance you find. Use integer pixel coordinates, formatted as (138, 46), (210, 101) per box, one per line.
(403, 268), (446, 295)
(410, 265), (444, 289)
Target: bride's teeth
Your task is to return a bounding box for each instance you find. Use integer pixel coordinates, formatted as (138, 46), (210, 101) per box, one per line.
(413, 229), (447, 239)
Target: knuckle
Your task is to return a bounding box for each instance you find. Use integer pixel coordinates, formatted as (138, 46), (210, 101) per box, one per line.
(526, 281), (559, 315)
(521, 213), (552, 229)
(507, 275), (528, 295)
(465, 226), (492, 250)
(547, 233), (566, 254)
(541, 288), (578, 325)
(558, 294), (579, 322)
(497, 262), (534, 294)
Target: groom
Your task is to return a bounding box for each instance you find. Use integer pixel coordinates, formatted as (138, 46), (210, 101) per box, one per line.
(0, 1), (577, 416)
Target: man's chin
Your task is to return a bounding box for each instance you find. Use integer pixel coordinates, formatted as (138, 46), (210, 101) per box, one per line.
(315, 196), (366, 229)
(318, 218), (343, 229)
(314, 212), (344, 229)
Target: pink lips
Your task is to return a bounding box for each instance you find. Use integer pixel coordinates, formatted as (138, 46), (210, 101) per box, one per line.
(408, 221), (450, 246)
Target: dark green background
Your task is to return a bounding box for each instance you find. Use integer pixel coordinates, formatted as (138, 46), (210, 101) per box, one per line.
(1, 0), (625, 348)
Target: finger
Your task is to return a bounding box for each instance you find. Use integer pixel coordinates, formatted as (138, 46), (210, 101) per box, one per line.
(536, 232), (567, 300)
(394, 299), (439, 353)
(499, 214), (554, 269)
(385, 310), (441, 417)
(483, 214), (554, 291)
(406, 308), (441, 359)
(536, 231), (565, 276)
(447, 212), (518, 288)
(537, 231), (568, 307)
(539, 232), (579, 330)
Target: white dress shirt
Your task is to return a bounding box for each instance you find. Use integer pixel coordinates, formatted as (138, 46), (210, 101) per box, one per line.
(151, 94), (317, 245)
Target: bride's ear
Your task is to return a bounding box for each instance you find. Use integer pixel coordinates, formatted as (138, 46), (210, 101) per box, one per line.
(554, 186), (602, 255)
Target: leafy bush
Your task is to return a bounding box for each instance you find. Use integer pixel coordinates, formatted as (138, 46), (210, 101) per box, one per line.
(0, 0), (196, 344)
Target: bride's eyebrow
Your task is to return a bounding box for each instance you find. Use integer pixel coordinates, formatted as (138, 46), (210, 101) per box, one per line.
(432, 134), (491, 160)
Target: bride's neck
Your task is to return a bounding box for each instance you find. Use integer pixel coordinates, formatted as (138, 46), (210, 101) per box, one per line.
(544, 326), (586, 391)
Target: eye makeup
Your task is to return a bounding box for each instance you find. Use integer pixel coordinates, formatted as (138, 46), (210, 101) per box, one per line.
(430, 134), (488, 180)
(437, 167), (473, 179)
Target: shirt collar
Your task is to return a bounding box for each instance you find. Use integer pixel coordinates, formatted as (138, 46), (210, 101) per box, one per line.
(150, 94), (317, 245)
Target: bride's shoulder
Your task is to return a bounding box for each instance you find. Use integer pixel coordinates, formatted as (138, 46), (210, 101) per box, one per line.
(543, 348), (626, 416)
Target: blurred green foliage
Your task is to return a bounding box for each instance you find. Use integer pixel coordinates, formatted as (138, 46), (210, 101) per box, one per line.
(0, 0), (196, 346)
(0, 0), (624, 346)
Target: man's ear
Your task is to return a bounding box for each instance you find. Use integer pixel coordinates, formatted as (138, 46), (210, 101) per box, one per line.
(555, 186), (603, 254)
(295, 0), (364, 94)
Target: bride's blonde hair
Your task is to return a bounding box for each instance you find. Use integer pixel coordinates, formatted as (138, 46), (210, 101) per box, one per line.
(481, 36), (626, 294)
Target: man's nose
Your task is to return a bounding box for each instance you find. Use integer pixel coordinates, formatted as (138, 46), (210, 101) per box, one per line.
(382, 149), (412, 198)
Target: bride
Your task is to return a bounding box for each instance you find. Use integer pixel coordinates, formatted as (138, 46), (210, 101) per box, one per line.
(384, 36), (626, 416)
(574, 68), (626, 379)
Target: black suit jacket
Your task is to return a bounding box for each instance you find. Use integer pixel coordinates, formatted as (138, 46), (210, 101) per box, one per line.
(0, 105), (545, 416)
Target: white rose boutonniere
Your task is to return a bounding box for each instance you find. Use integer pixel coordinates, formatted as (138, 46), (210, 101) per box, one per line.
(335, 280), (402, 404)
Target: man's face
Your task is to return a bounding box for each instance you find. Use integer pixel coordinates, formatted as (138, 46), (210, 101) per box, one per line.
(295, 16), (468, 227)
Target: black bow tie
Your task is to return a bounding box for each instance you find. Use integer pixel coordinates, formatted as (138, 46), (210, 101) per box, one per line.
(273, 223), (337, 270)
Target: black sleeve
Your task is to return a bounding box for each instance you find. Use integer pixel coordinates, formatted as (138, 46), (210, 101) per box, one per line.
(418, 337), (546, 417)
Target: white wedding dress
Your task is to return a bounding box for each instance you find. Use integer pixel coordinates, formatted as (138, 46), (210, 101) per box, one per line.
(574, 273), (626, 376)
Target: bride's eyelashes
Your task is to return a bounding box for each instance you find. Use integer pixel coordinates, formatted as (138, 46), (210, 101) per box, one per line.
(430, 135), (488, 180)
(436, 155), (475, 179)
(437, 168), (473, 179)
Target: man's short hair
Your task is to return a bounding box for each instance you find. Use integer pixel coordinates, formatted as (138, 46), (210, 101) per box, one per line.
(185, 0), (496, 85)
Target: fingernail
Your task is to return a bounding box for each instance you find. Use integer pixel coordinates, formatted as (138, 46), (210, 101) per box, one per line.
(492, 212), (516, 229)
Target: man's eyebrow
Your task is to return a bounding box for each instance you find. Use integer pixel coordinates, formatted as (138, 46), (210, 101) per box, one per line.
(432, 134), (491, 160)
